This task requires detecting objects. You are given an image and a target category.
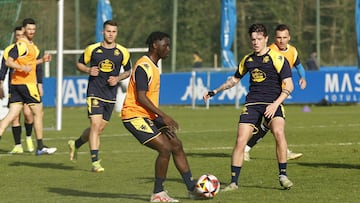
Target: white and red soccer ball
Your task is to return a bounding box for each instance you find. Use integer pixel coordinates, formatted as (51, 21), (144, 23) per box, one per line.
(195, 174), (220, 198)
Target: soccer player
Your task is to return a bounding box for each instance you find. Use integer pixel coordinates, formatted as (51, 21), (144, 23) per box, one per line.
(67, 20), (131, 172)
(204, 24), (294, 190)
(244, 24), (306, 161)
(121, 31), (202, 202)
(0, 26), (40, 154)
(1, 18), (56, 155)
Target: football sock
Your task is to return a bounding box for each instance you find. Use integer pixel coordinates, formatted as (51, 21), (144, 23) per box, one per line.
(90, 150), (99, 162)
(181, 171), (196, 191)
(154, 177), (165, 193)
(230, 165), (241, 185)
(12, 126), (22, 145)
(24, 123), (33, 137)
(75, 137), (86, 149)
(246, 123), (269, 148)
(278, 162), (287, 176)
(37, 139), (44, 150)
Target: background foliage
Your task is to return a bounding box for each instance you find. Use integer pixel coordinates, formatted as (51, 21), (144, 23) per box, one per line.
(0, 0), (357, 74)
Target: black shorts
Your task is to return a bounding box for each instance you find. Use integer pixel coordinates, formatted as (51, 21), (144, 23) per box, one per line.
(9, 84), (41, 104)
(239, 103), (285, 130)
(122, 117), (166, 144)
(86, 97), (115, 121)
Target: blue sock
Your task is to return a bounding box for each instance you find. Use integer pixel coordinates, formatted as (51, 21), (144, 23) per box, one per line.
(278, 162), (287, 176)
(181, 171), (196, 191)
(154, 177), (165, 193)
(230, 165), (241, 185)
(90, 150), (99, 162)
(75, 137), (86, 148)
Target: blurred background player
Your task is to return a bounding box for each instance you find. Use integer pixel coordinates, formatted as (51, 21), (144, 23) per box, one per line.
(204, 23), (294, 191)
(68, 20), (131, 172)
(0, 26), (41, 154)
(244, 24), (306, 161)
(192, 51), (203, 68)
(122, 31), (202, 202)
(1, 18), (55, 155)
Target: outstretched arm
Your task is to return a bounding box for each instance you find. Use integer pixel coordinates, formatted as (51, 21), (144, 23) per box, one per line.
(203, 76), (240, 101)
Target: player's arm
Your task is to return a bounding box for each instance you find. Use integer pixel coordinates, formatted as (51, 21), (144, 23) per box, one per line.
(36, 64), (43, 96)
(264, 77), (294, 119)
(0, 59), (8, 99)
(293, 57), (307, 89)
(5, 46), (31, 73)
(76, 62), (99, 76)
(36, 53), (52, 65)
(135, 66), (179, 132)
(107, 60), (132, 86)
(203, 76), (240, 101)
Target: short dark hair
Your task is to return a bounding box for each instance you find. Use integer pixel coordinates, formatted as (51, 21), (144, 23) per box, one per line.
(275, 24), (290, 32)
(14, 26), (22, 32)
(248, 23), (268, 37)
(103, 20), (117, 28)
(145, 31), (170, 49)
(22, 18), (36, 27)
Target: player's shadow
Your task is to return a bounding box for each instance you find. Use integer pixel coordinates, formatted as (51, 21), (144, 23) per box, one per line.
(9, 161), (75, 170)
(186, 152), (231, 158)
(48, 187), (149, 201)
(140, 176), (184, 184)
(295, 162), (360, 169)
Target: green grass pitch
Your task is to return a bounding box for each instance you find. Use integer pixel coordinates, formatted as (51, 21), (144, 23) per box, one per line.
(0, 104), (359, 202)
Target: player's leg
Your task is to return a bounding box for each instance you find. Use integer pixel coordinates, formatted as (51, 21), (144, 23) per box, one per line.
(9, 112), (23, 154)
(68, 127), (90, 161)
(88, 115), (107, 172)
(23, 104), (34, 152)
(29, 103), (56, 155)
(123, 117), (179, 202)
(269, 116), (293, 189)
(244, 121), (269, 161)
(223, 123), (254, 191)
(0, 103), (23, 137)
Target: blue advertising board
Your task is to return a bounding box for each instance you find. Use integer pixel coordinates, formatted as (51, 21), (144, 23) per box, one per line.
(41, 68), (360, 107)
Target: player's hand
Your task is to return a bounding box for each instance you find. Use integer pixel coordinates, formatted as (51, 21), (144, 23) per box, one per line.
(42, 53), (52, 63)
(161, 127), (177, 139)
(162, 114), (179, 133)
(203, 90), (216, 102)
(299, 78), (307, 90)
(107, 76), (119, 86)
(89, 66), (99, 76)
(21, 65), (32, 73)
(264, 102), (279, 119)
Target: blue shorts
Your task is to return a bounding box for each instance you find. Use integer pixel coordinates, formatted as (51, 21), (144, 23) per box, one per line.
(239, 103), (285, 131)
(86, 97), (115, 121)
(9, 84), (41, 104)
(122, 117), (166, 144)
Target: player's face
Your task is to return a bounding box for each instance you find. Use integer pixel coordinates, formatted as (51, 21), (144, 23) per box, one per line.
(15, 29), (24, 41)
(250, 32), (268, 55)
(103, 25), (118, 44)
(24, 24), (36, 40)
(274, 30), (290, 50)
(156, 37), (171, 59)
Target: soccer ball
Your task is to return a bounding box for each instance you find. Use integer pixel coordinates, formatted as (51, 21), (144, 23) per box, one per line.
(195, 174), (220, 198)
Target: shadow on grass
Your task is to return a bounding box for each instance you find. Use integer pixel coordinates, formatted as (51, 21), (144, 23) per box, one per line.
(9, 161), (75, 170)
(295, 162), (360, 169)
(186, 152), (231, 158)
(139, 176), (184, 184)
(48, 187), (149, 201)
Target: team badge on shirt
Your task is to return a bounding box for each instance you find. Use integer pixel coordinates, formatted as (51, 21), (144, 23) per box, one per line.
(251, 68), (266, 83)
(99, 59), (115, 72)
